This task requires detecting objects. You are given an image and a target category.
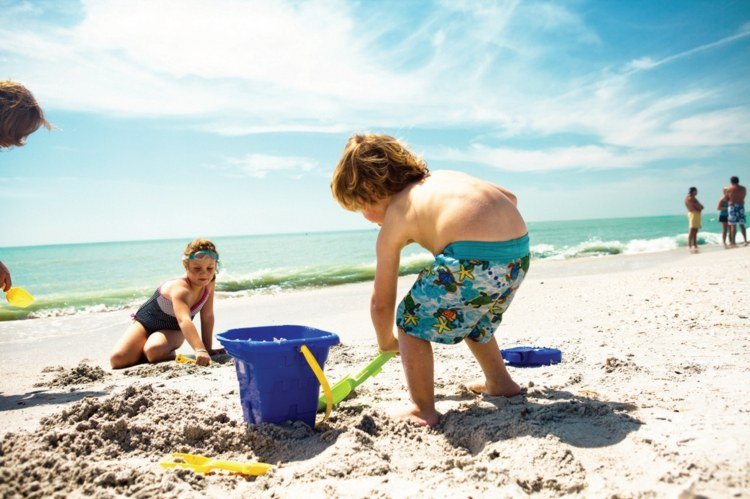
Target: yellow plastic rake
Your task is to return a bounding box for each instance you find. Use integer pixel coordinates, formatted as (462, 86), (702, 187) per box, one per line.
(160, 452), (272, 476)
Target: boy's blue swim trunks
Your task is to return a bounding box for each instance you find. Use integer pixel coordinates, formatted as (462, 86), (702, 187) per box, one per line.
(396, 235), (530, 345)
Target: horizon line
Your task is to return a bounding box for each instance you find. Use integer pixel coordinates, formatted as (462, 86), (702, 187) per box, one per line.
(0, 212), (692, 250)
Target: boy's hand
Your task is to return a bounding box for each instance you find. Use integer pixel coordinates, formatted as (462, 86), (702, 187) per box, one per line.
(0, 261), (11, 292)
(378, 335), (399, 354)
(195, 351), (211, 366)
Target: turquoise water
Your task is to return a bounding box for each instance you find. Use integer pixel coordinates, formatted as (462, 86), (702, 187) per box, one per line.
(0, 214), (722, 321)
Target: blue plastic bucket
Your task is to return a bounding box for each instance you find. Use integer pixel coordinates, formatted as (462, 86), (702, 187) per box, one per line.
(217, 325), (340, 426)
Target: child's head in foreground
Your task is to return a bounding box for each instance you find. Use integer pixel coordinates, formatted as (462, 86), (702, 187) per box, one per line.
(331, 133), (429, 211)
(0, 80), (51, 148)
(182, 238), (219, 281)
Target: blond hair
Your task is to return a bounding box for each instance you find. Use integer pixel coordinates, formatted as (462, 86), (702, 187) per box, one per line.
(331, 133), (429, 211)
(0, 81), (51, 148)
(183, 238), (219, 280)
(183, 238), (218, 257)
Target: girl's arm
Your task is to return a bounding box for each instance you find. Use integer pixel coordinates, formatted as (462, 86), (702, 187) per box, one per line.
(170, 286), (211, 366)
(199, 283), (221, 354)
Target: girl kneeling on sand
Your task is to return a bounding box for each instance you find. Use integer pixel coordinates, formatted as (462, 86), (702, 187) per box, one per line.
(110, 239), (222, 369)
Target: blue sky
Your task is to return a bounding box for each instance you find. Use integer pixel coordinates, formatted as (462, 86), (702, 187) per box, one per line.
(1, 0), (749, 247)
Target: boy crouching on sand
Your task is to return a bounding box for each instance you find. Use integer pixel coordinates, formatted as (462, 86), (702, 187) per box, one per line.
(331, 133), (530, 426)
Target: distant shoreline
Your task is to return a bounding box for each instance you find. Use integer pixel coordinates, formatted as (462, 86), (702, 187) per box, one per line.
(0, 238), (731, 323)
(0, 213), (700, 249)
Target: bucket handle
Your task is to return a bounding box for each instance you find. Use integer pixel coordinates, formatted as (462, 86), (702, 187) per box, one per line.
(299, 345), (333, 427)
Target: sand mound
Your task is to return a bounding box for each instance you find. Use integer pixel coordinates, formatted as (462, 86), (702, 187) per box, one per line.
(0, 374), (646, 498)
(124, 355), (233, 379)
(35, 362), (110, 388)
(0, 384), (305, 497)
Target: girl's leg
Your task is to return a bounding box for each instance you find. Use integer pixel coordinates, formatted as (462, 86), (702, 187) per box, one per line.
(722, 223), (728, 247)
(143, 330), (185, 363)
(395, 329), (439, 426)
(464, 335), (521, 397)
(110, 321), (149, 369)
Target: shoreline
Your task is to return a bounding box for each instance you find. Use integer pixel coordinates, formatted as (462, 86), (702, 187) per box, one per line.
(0, 245), (748, 496)
(0, 244), (727, 347)
(0, 241), (733, 325)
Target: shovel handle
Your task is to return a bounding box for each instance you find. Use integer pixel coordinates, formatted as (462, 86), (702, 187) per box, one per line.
(161, 454), (272, 476)
(209, 459), (272, 475)
(351, 351), (396, 386)
(300, 345), (333, 427)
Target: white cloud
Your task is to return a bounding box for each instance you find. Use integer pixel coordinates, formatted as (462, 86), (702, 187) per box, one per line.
(435, 143), (677, 172)
(1, 0), (748, 173)
(0, 0), (425, 122)
(623, 25), (750, 74)
(224, 153), (318, 178)
(0, 0), (43, 17)
(433, 104), (750, 172)
(626, 57), (657, 71)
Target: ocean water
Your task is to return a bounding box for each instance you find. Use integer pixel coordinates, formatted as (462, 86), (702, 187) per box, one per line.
(0, 214), (723, 321)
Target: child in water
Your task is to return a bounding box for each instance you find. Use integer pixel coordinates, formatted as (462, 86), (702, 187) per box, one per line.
(110, 239), (223, 368)
(331, 133), (530, 426)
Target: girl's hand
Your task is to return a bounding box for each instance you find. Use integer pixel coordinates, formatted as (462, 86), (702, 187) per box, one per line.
(196, 350), (211, 367)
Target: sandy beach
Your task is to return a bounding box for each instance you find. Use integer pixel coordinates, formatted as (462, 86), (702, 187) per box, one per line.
(1, 245), (748, 498)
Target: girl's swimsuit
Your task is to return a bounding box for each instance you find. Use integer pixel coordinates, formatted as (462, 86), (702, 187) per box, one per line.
(719, 200), (729, 223)
(396, 234), (530, 345)
(132, 278), (210, 334)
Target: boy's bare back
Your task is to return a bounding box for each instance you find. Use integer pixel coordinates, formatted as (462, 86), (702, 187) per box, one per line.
(383, 170), (528, 255)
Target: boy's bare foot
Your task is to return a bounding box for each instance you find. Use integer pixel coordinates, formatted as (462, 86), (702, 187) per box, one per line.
(391, 404), (440, 427)
(466, 379), (522, 397)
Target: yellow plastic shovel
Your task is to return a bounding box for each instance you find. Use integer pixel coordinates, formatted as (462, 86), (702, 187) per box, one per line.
(160, 452), (272, 476)
(175, 353), (197, 364)
(6, 287), (35, 308)
(317, 351), (395, 412)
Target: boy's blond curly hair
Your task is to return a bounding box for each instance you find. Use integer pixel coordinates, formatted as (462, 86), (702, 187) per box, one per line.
(0, 81), (51, 148)
(331, 133), (429, 211)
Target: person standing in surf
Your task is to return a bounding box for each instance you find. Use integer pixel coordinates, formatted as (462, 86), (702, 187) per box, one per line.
(685, 187), (703, 253)
(726, 176), (747, 247)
